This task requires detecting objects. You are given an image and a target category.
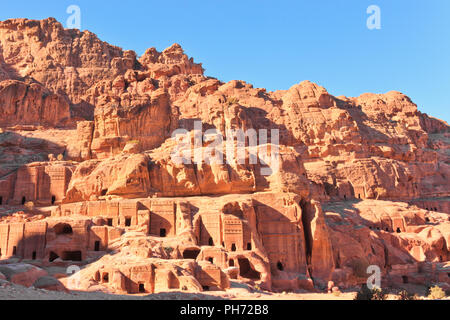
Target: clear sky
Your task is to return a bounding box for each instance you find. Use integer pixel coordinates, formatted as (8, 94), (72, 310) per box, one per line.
(1, 0), (449, 123)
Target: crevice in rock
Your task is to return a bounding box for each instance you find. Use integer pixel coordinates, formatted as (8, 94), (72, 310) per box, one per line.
(300, 199), (313, 272)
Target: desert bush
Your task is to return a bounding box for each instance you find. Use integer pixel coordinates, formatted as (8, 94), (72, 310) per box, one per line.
(332, 290), (341, 297)
(24, 201), (35, 210)
(227, 97), (239, 106)
(354, 285), (387, 300)
(164, 247), (174, 256)
(428, 286), (446, 300)
(397, 290), (418, 300)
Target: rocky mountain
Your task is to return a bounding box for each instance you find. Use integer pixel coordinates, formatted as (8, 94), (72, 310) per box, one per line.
(0, 18), (448, 296)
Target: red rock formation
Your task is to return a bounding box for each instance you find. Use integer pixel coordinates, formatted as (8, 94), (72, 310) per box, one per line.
(0, 18), (448, 297)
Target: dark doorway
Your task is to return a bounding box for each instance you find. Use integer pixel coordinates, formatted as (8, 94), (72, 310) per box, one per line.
(208, 237), (214, 246)
(125, 218), (132, 227)
(238, 258), (260, 280)
(55, 223), (73, 235)
(103, 273), (109, 283)
(183, 248), (200, 260)
(32, 251), (37, 260)
(21, 197), (26, 205)
(231, 243), (237, 252)
(396, 228), (401, 233)
(94, 241), (100, 252)
(13, 246), (17, 256)
(402, 276), (409, 284)
(49, 251), (59, 262)
(62, 251), (82, 261)
(160, 228), (167, 237)
(107, 218), (113, 226)
(229, 259), (235, 267)
(202, 286), (210, 291)
(0, 196), (3, 205)
(51, 196), (56, 205)
(208, 257), (214, 264)
(277, 261), (284, 271)
(139, 283), (146, 293)
(101, 189), (108, 196)
(247, 243), (252, 250)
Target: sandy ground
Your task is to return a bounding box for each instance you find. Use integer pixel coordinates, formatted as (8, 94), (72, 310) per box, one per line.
(0, 279), (359, 300)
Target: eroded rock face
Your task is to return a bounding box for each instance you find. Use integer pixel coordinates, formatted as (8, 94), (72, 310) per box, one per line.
(0, 18), (449, 296)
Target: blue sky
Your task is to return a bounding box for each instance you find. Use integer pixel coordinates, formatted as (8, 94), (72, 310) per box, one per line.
(1, 0), (449, 122)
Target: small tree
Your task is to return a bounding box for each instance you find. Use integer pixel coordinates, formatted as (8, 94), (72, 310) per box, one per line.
(374, 187), (387, 200)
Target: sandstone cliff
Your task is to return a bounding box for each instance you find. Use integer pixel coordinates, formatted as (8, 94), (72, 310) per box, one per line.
(0, 18), (449, 296)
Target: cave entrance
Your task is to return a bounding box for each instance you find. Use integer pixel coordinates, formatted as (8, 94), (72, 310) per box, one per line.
(49, 251), (59, 262)
(94, 241), (100, 252)
(160, 228), (167, 237)
(12, 246), (17, 256)
(231, 243), (237, 252)
(247, 243), (252, 250)
(21, 197), (26, 205)
(51, 196), (56, 205)
(32, 251), (37, 260)
(402, 276), (409, 284)
(55, 223), (73, 235)
(277, 261), (284, 271)
(208, 257), (214, 264)
(139, 283), (146, 293)
(62, 251), (82, 262)
(107, 218), (113, 226)
(0, 196), (3, 205)
(208, 237), (214, 246)
(102, 272), (109, 283)
(238, 258), (260, 280)
(229, 259), (235, 267)
(125, 217), (132, 227)
(396, 228), (402, 233)
(182, 248), (200, 260)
